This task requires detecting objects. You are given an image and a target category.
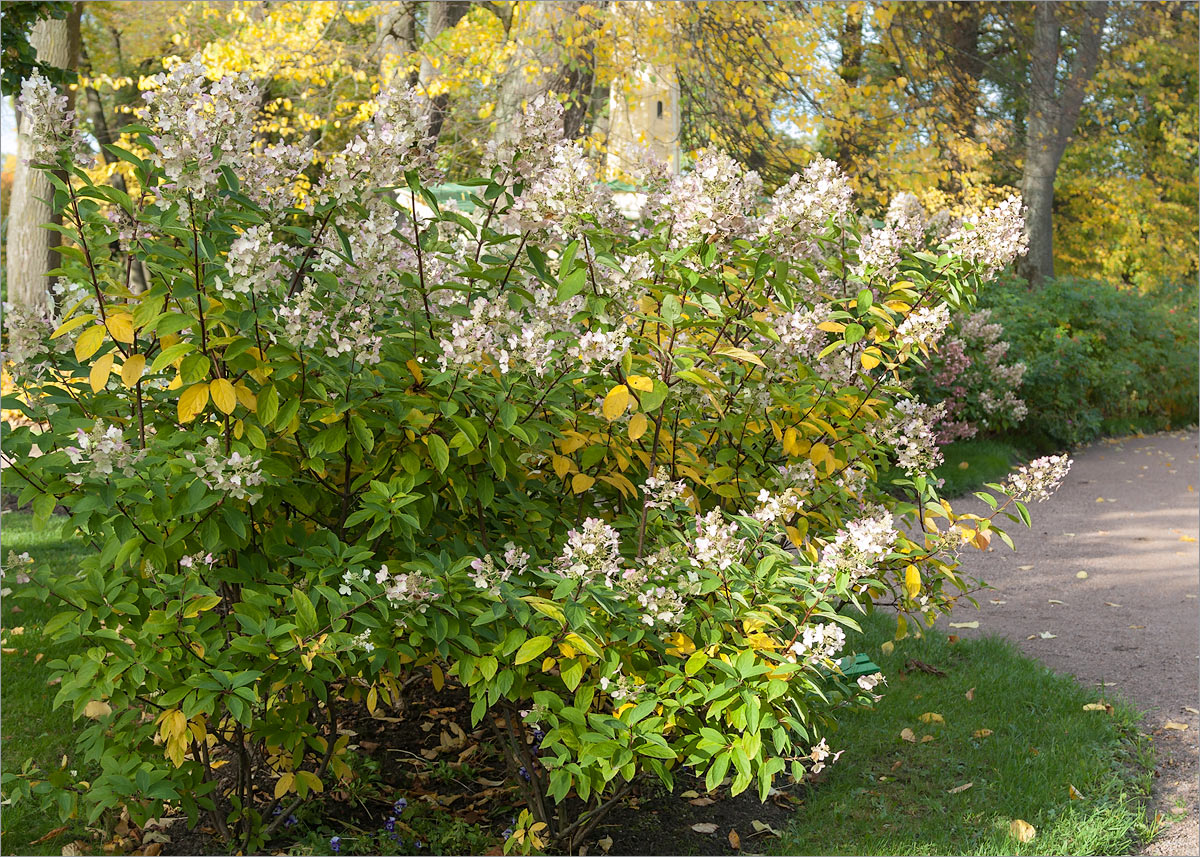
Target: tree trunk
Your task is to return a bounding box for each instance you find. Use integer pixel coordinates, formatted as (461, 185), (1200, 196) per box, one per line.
(1018, 2), (1107, 286)
(6, 8), (80, 309)
(420, 1), (471, 142)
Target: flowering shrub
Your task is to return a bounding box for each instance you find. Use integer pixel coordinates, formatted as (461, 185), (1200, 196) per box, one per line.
(2, 63), (1048, 852)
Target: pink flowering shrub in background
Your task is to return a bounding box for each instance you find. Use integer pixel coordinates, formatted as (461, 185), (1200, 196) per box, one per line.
(1, 63), (1062, 853)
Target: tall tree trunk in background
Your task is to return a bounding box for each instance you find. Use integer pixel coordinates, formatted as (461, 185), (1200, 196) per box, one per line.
(420, 1), (471, 142)
(6, 7), (81, 309)
(378, 1), (419, 85)
(492, 1), (592, 144)
(1019, 1), (1106, 286)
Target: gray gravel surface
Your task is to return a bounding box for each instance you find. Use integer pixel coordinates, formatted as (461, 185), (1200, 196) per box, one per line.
(944, 429), (1199, 856)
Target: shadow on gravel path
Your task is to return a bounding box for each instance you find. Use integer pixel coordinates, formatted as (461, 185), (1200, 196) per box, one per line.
(945, 429), (1199, 856)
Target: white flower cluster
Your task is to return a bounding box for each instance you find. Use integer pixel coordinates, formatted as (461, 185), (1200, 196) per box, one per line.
(878, 398), (945, 475)
(1003, 454), (1072, 503)
(894, 304), (951, 352)
(141, 57), (259, 200)
(759, 158), (853, 264)
(184, 437), (265, 503)
(688, 509), (744, 573)
(642, 467), (687, 510)
(554, 517), (624, 586)
(816, 509), (897, 585)
(64, 422), (145, 485)
(469, 543), (529, 597)
(666, 150), (762, 249)
(220, 225), (288, 298)
(946, 195), (1029, 280)
(787, 622), (846, 666)
(502, 142), (615, 237)
(317, 79), (432, 205)
(17, 71), (91, 167)
(484, 93), (564, 176)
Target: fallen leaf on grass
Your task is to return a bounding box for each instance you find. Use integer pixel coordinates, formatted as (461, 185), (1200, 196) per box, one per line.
(1068, 784), (1085, 800)
(728, 829), (741, 850)
(1075, 571), (1089, 579)
(919, 712), (945, 724)
(948, 782), (973, 794)
(689, 797), (716, 806)
(965, 687), (975, 701)
(973, 728), (993, 738)
(1164, 721), (1190, 731)
(691, 823), (718, 834)
(948, 621), (979, 629)
(900, 728), (916, 743)
(1009, 819), (1037, 843)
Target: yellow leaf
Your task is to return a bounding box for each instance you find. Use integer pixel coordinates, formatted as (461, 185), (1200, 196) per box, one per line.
(628, 412), (648, 441)
(715, 346), (765, 367)
(602, 385), (631, 421)
(75, 325), (106, 362)
(627, 374), (654, 392)
(89, 353), (114, 392)
(210, 378), (237, 414)
(178, 383), (209, 423)
(571, 473), (595, 493)
(274, 772), (295, 799)
(1009, 819), (1036, 843)
(904, 565), (921, 600)
(106, 312), (135, 344)
(120, 354), (146, 387)
(918, 712), (944, 725)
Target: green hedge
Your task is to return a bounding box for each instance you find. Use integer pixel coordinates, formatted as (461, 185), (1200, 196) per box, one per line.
(980, 278), (1198, 449)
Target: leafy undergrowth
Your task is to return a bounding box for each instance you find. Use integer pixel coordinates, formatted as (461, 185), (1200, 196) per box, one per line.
(932, 438), (1029, 498)
(2, 513), (1154, 857)
(775, 613), (1156, 856)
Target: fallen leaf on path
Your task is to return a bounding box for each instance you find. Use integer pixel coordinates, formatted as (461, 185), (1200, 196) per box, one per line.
(1075, 571), (1089, 579)
(900, 728), (916, 743)
(690, 823), (718, 834)
(965, 687), (975, 701)
(728, 829), (741, 850)
(1009, 819), (1037, 843)
(918, 712), (945, 724)
(1068, 784), (1085, 801)
(948, 782), (973, 794)
(1164, 721), (1190, 731)
(973, 728), (993, 738)
(948, 622), (979, 629)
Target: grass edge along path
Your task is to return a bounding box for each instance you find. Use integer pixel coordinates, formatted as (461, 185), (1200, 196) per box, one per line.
(775, 613), (1156, 856)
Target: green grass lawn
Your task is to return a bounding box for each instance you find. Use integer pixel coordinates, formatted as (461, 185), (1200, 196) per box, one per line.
(775, 612), (1155, 856)
(1, 511), (92, 855)
(933, 437), (1029, 498)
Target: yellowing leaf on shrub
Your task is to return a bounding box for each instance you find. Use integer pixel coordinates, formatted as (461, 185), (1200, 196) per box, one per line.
(1009, 819), (1036, 843)
(89, 353), (114, 392)
(904, 565), (921, 599)
(918, 712), (944, 725)
(178, 383), (209, 423)
(628, 412), (649, 440)
(120, 354), (146, 387)
(75, 324), (106, 362)
(627, 374), (654, 392)
(602, 384), (631, 420)
(106, 312), (135, 344)
(571, 473), (595, 494)
(210, 378), (237, 414)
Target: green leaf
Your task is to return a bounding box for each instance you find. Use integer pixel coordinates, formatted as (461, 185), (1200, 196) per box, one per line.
(514, 635), (554, 665)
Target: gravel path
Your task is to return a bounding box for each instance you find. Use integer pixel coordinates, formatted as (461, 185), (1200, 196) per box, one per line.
(945, 429), (1199, 856)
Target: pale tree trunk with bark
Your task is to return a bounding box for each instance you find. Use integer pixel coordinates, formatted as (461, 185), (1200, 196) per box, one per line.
(1019, 1), (1107, 286)
(6, 9), (81, 309)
